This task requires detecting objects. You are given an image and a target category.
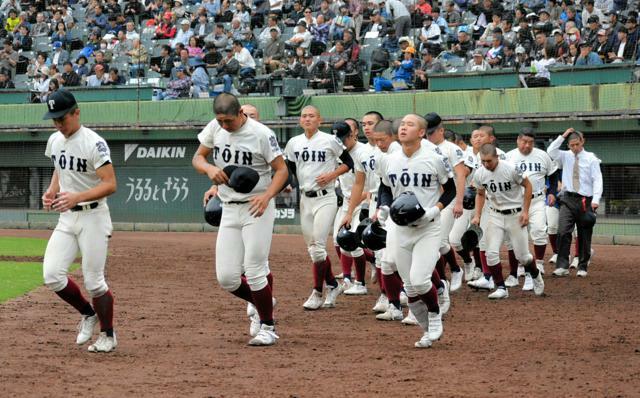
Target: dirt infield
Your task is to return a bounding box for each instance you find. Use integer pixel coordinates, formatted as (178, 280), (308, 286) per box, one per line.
(1, 229), (639, 397)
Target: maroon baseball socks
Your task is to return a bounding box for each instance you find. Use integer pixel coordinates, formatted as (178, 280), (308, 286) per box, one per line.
(92, 290), (114, 337)
(56, 277), (96, 317)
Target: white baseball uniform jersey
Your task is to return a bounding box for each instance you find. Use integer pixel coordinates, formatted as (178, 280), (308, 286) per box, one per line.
(43, 126), (113, 298)
(198, 117), (283, 203)
(284, 131), (345, 193)
(197, 117), (283, 292)
(473, 160), (525, 211)
(436, 140), (466, 253)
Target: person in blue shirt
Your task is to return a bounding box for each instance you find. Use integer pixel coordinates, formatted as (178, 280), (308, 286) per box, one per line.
(373, 47), (415, 92)
(575, 41), (603, 65)
(382, 31), (399, 54)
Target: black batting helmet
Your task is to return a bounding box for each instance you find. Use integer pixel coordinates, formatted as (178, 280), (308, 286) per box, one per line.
(224, 166), (260, 194)
(579, 210), (597, 228)
(359, 206), (370, 221)
(463, 186), (477, 210)
(355, 217), (373, 247)
(390, 191), (425, 226)
(461, 224), (483, 252)
(204, 196), (223, 227)
(362, 221), (387, 250)
(337, 226), (360, 252)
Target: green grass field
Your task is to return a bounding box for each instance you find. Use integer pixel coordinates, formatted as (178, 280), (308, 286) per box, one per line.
(0, 237), (78, 303)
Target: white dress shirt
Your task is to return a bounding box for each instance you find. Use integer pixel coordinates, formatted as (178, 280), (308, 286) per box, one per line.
(547, 135), (603, 204)
(385, 0), (410, 18)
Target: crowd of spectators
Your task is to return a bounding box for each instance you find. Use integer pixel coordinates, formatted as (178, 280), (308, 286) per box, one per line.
(0, 0), (638, 100)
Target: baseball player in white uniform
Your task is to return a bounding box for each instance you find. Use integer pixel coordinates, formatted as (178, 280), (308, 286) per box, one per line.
(331, 121), (372, 295)
(284, 106), (354, 310)
(41, 90), (118, 353)
(193, 94), (288, 346)
(424, 113), (467, 292)
(202, 103), (278, 326)
(471, 143), (545, 299)
(376, 114), (456, 348)
(505, 128), (558, 289)
(466, 127), (507, 290)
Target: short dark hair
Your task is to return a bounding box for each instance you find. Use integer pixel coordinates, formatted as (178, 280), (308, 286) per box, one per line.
(364, 111), (384, 121)
(478, 125), (495, 137)
(161, 44), (172, 53)
(373, 120), (394, 136)
(479, 143), (498, 157)
(345, 117), (360, 131)
(232, 39), (242, 47)
(63, 61), (73, 67)
(567, 132), (583, 142)
(519, 127), (536, 139)
(214, 93), (241, 115)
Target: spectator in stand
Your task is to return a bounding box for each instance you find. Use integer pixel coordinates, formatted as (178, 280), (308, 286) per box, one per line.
(575, 40), (603, 65)
(31, 65), (50, 101)
(173, 0), (187, 19)
(566, 26), (581, 46)
(4, 9), (19, 32)
(32, 13), (49, 37)
(526, 43), (555, 86)
(467, 48), (490, 71)
(532, 31), (549, 59)
(50, 22), (70, 47)
(373, 46), (415, 91)
(626, 17), (639, 50)
(348, 0), (363, 40)
(90, 51), (110, 75)
(202, 0), (221, 17)
(583, 15), (600, 46)
(431, 7), (449, 36)
(317, 1), (335, 24)
(299, 7), (316, 27)
(232, 39), (255, 77)
(452, 29), (474, 58)
(151, 44), (175, 77)
(269, 0), (284, 18)
(363, 9), (386, 38)
(264, 27), (285, 72)
(158, 65), (191, 99)
(501, 18), (517, 44)
(567, 41), (579, 64)
(486, 35), (504, 67)
(41, 78), (59, 103)
(128, 38), (148, 77)
(328, 39), (351, 73)
(155, 12), (177, 39)
(204, 23), (229, 49)
(563, 6), (582, 30)
(445, 1), (462, 30)
(285, 2), (304, 27)
(74, 56), (90, 79)
(13, 24), (32, 51)
(545, 0), (562, 21)
(172, 19), (194, 48)
(0, 69), (14, 88)
(189, 57), (210, 97)
(110, 31), (131, 58)
(286, 21), (312, 49)
(608, 26), (635, 62)
(501, 41), (517, 67)
(105, 0), (122, 16)
(0, 39), (18, 77)
(51, 41), (69, 69)
(87, 5), (108, 33)
(382, 30), (399, 54)
(241, 29), (258, 55)
(552, 29), (569, 62)
(60, 61), (81, 87)
(204, 42), (222, 68)
(386, 0), (411, 37)
(232, 1), (250, 26)
(125, 0), (144, 19)
(125, 21), (140, 42)
(582, 0), (605, 25)
(259, 15), (280, 46)
(416, 0), (432, 17)
(105, 67), (126, 85)
(515, 45), (532, 70)
(331, 5), (353, 41)
(594, 29), (611, 62)
(171, 48), (191, 78)
(228, 18), (244, 41)
(187, 36), (204, 58)
(87, 64), (108, 87)
(194, 13), (213, 38)
(309, 14), (330, 55)
(414, 48), (444, 90)
(419, 15), (443, 49)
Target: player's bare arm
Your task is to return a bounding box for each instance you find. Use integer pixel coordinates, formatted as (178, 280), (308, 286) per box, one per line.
(316, 149), (354, 186)
(452, 162), (467, 218)
(52, 163), (117, 213)
(520, 177), (532, 227)
(42, 169), (60, 211)
(471, 187), (486, 225)
(192, 144), (230, 185)
(203, 185), (218, 206)
(339, 170), (366, 228)
(249, 156), (289, 217)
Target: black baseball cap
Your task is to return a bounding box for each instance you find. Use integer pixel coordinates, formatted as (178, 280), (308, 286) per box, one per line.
(43, 89), (78, 120)
(332, 121), (351, 142)
(424, 112), (442, 134)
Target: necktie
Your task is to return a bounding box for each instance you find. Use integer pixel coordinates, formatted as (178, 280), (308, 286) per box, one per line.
(572, 154), (580, 193)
